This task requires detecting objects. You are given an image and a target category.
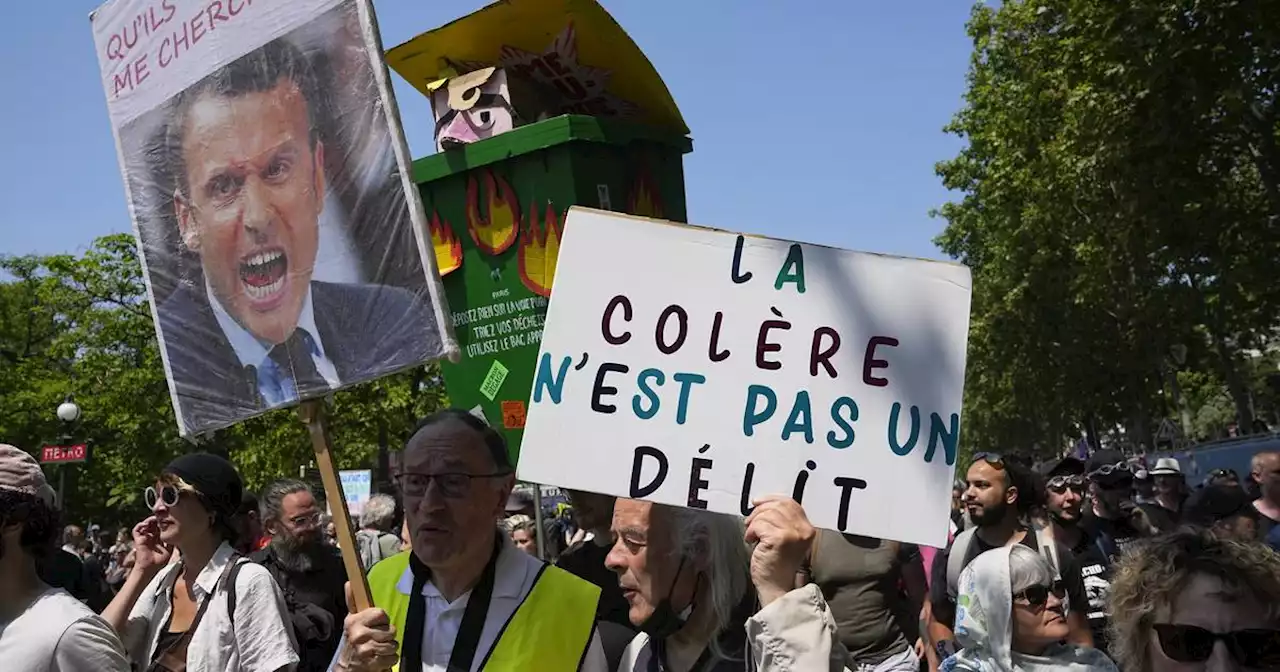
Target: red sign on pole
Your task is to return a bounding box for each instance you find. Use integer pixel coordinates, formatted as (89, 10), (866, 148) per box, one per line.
(41, 445), (88, 464)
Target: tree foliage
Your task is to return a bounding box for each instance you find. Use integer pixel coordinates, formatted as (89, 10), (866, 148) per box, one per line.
(0, 234), (447, 529)
(936, 0), (1280, 457)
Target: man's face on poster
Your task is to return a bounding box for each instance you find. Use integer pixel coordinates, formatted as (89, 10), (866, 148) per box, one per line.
(175, 77), (325, 345)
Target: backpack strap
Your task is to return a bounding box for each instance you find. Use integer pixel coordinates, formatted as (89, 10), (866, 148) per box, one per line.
(225, 559), (246, 627)
(1033, 524), (1062, 581)
(946, 528), (977, 599)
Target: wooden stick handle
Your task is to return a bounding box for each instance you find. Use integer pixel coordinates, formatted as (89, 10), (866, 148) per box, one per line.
(299, 400), (373, 613)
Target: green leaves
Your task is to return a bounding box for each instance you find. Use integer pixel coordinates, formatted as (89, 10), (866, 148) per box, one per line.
(0, 235), (447, 529)
(937, 0), (1279, 456)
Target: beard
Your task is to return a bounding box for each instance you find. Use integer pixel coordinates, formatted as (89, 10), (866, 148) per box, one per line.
(270, 532), (328, 573)
(970, 499), (1010, 527)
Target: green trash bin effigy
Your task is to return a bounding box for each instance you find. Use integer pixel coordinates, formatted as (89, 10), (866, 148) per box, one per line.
(388, 0), (692, 462)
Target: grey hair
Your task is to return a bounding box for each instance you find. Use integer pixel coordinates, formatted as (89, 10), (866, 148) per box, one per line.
(663, 505), (752, 636)
(1009, 545), (1055, 595)
(360, 493), (397, 531)
(259, 478), (313, 524)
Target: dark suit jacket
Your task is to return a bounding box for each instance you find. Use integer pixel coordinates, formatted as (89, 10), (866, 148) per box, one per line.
(159, 280), (441, 435)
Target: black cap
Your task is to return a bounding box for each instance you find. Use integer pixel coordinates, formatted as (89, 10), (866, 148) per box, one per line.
(1086, 449), (1127, 473)
(506, 490), (534, 513)
(1039, 456), (1085, 477)
(163, 453), (243, 518)
(1185, 485), (1255, 526)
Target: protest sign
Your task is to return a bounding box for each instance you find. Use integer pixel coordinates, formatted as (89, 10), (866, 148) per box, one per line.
(338, 469), (372, 518)
(518, 209), (972, 547)
(90, 0), (457, 438)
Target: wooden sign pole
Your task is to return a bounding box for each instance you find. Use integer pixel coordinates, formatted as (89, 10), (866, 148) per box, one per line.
(299, 399), (373, 612)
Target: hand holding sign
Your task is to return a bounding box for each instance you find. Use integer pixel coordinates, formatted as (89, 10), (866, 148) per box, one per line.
(744, 495), (816, 607)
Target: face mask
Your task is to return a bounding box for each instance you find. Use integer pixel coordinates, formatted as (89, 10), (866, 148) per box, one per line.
(637, 555), (699, 640)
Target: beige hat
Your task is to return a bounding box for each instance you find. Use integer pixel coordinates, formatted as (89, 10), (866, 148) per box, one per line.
(1150, 457), (1183, 476)
(0, 444), (56, 506)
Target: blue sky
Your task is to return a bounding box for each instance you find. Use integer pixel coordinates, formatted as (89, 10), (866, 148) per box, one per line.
(1, 1), (974, 260)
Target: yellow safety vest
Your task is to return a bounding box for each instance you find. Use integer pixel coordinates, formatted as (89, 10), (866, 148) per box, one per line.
(367, 550), (601, 671)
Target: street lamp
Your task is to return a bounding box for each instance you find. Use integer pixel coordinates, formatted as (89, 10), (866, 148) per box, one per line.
(57, 398), (81, 425)
(54, 396), (80, 508)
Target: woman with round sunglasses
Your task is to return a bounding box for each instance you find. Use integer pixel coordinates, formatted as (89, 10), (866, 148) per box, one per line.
(1110, 530), (1280, 671)
(941, 545), (1117, 671)
(101, 454), (299, 672)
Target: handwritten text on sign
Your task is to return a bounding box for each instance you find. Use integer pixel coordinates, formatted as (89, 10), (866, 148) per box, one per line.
(516, 210), (972, 547)
(91, 0), (342, 125)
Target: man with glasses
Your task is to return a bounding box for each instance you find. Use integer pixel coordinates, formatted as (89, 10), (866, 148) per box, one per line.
(254, 479), (347, 672)
(1039, 456), (1115, 652)
(334, 409), (608, 671)
(926, 453), (1092, 662)
(1080, 450), (1148, 561)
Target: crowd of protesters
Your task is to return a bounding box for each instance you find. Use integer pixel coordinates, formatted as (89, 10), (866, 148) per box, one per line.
(3, 420), (1280, 671)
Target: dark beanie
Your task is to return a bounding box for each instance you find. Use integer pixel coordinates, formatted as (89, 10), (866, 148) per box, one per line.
(163, 453), (243, 518)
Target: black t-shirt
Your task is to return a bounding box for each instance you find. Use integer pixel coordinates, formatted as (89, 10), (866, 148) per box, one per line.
(1061, 528), (1114, 653)
(251, 546), (348, 672)
(555, 540), (635, 630)
(37, 548), (90, 601)
(1079, 510), (1144, 560)
(928, 530), (1088, 634)
(1138, 502), (1182, 532)
(1256, 507), (1279, 540)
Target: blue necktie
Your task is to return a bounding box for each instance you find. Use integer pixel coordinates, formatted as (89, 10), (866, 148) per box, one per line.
(266, 329), (330, 399)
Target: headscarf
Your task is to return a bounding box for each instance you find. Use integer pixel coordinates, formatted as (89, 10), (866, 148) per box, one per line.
(943, 545), (1118, 672)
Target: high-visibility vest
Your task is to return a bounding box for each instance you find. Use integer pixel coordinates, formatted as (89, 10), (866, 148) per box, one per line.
(367, 550), (600, 671)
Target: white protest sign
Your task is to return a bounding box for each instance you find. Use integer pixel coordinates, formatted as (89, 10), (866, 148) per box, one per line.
(339, 469), (372, 518)
(517, 209), (972, 547)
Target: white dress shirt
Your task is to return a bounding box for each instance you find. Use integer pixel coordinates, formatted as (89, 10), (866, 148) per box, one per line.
(123, 542), (298, 672)
(330, 537), (608, 671)
(207, 282), (341, 405)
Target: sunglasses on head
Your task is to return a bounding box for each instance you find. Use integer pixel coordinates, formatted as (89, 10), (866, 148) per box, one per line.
(1088, 462), (1132, 480)
(973, 452), (1005, 469)
(1153, 623), (1280, 667)
(1210, 468), (1238, 479)
(144, 485), (182, 509)
(1047, 475), (1085, 493)
(1015, 579), (1066, 609)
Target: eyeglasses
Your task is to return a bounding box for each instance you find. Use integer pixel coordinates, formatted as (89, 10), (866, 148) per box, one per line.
(1014, 580), (1066, 609)
(1046, 475), (1085, 493)
(144, 485), (182, 509)
(394, 471), (511, 499)
(288, 512), (322, 528)
(1153, 623), (1280, 667)
(1088, 462), (1132, 480)
(972, 452), (1005, 469)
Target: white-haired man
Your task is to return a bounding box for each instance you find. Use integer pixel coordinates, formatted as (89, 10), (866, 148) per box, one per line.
(355, 494), (401, 570)
(605, 498), (755, 670)
(605, 494), (887, 671)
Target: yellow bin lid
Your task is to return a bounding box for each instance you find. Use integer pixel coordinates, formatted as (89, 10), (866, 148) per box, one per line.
(386, 0), (689, 137)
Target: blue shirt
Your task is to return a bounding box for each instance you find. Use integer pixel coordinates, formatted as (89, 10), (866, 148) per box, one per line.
(206, 283), (341, 406)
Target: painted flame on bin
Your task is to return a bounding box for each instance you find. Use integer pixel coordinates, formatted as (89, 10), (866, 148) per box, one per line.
(466, 169), (520, 256)
(627, 167), (664, 219)
(518, 202), (562, 297)
(429, 212), (462, 276)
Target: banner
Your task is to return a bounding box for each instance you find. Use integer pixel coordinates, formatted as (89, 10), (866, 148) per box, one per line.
(91, 0), (457, 436)
(518, 209), (972, 547)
